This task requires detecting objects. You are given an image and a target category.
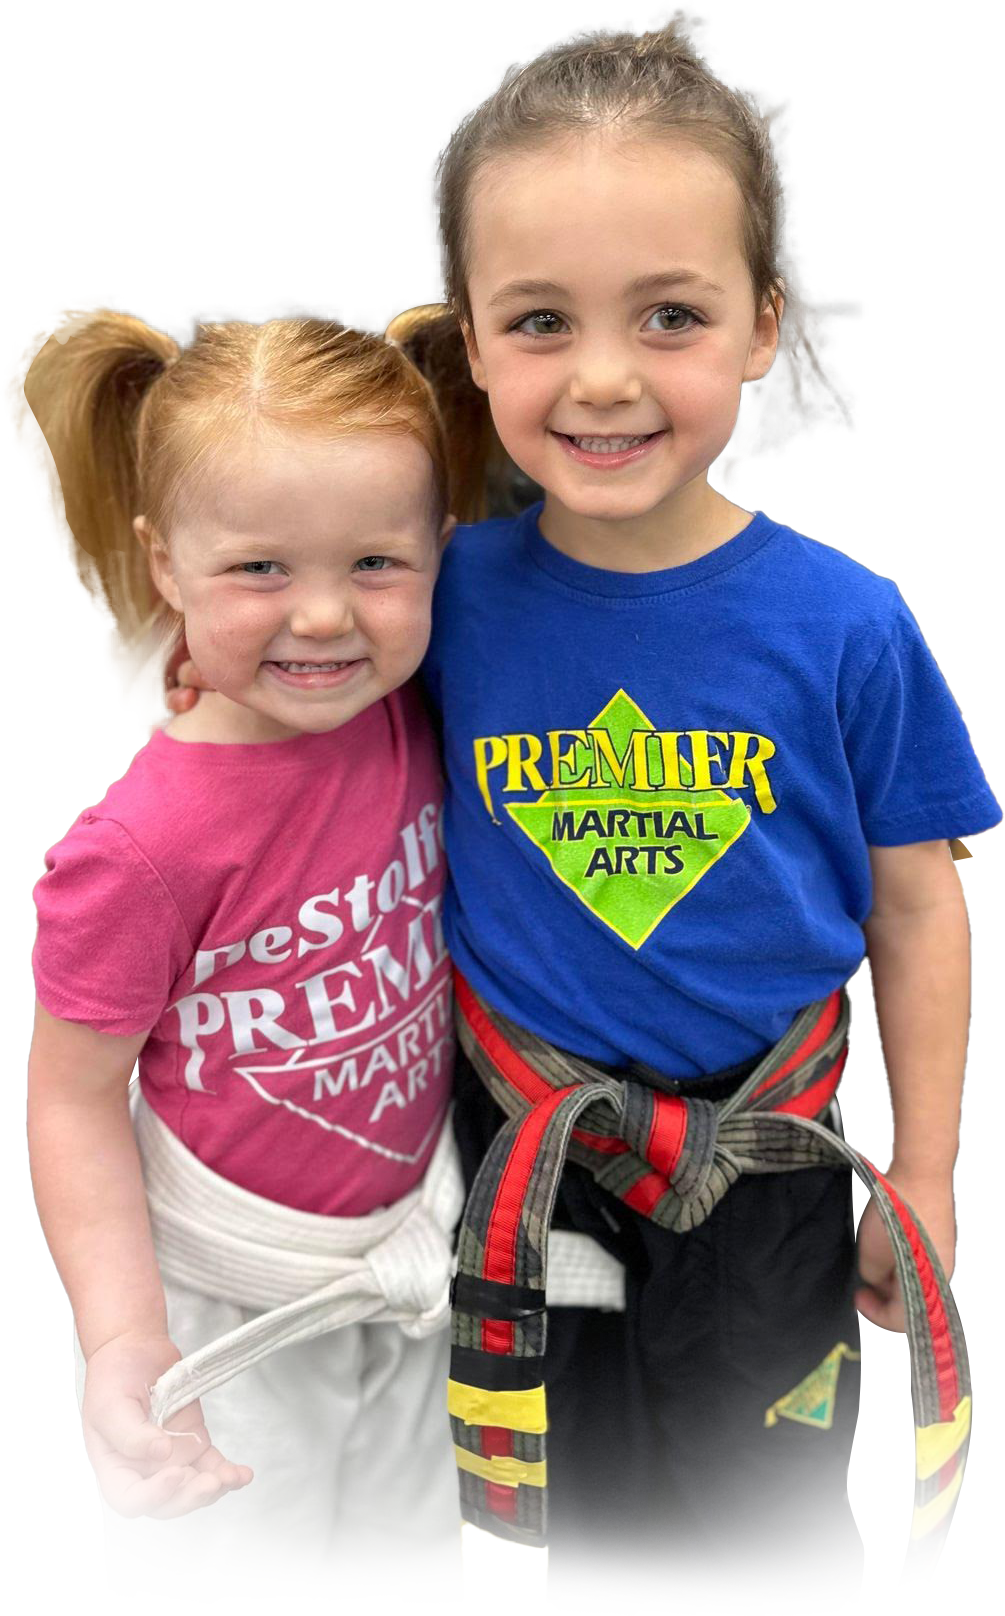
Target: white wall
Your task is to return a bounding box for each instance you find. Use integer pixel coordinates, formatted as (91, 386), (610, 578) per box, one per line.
(0, 0), (1005, 178)
(0, 0), (85, 178)
(995, 0), (1005, 138)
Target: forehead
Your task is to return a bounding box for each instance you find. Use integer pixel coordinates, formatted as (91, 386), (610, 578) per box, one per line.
(174, 429), (436, 538)
(467, 132), (750, 300)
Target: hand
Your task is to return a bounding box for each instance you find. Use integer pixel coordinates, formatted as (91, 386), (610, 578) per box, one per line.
(855, 1167), (956, 1334)
(145, 659), (214, 736)
(82, 1331), (253, 1518)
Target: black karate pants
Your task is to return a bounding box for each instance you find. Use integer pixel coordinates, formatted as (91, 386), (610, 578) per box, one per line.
(453, 1043), (864, 1587)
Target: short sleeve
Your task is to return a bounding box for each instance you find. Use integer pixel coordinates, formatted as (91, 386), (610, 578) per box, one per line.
(32, 815), (193, 1035)
(841, 598), (1001, 846)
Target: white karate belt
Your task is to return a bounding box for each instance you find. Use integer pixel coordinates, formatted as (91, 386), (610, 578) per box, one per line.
(134, 1090), (625, 1430)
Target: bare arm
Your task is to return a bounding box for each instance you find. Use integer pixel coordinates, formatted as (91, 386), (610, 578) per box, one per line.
(28, 1001), (252, 1513)
(857, 840), (969, 1329)
(28, 1002), (165, 1355)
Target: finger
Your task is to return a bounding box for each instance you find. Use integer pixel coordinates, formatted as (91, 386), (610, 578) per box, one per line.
(118, 1426), (173, 1465)
(192, 1441), (254, 1487)
(855, 1285), (885, 1326)
(172, 1425), (254, 1493)
(105, 1464), (190, 1519)
(855, 1286), (906, 1334)
(166, 687), (198, 714)
(174, 659), (215, 692)
(149, 1470), (227, 1521)
(855, 1259), (890, 1293)
(89, 1395), (174, 1465)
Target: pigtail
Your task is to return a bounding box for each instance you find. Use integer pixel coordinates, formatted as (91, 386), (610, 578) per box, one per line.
(24, 312), (179, 639)
(386, 305), (540, 524)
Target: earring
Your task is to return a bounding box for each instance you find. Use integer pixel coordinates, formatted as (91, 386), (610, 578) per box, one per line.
(723, 382), (762, 497)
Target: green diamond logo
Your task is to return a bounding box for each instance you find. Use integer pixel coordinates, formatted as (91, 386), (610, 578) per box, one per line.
(764, 1343), (861, 1432)
(507, 691), (750, 949)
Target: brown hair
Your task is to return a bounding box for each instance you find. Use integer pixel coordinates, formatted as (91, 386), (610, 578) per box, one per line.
(392, 16), (832, 523)
(25, 313), (449, 641)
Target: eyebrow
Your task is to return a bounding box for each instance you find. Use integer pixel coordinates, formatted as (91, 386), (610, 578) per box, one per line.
(626, 271), (726, 297)
(487, 270), (726, 309)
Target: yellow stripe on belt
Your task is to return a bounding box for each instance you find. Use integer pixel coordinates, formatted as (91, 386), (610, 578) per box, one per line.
(911, 1468), (965, 1539)
(914, 1397), (971, 1481)
(448, 1379), (548, 1434)
(454, 1446), (548, 1489)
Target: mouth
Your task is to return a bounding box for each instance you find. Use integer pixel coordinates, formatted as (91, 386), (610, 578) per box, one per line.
(261, 658), (367, 689)
(552, 430), (667, 468)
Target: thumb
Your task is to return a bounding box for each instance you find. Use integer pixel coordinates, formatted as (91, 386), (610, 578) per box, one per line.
(90, 1390), (172, 1463)
(855, 1284), (884, 1327)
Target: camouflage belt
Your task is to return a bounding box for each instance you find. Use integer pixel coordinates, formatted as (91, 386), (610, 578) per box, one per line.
(449, 968), (970, 1568)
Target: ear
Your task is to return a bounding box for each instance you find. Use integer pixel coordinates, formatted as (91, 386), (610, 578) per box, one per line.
(135, 515), (183, 614)
(743, 283), (784, 384)
(460, 320), (488, 392)
(439, 513), (458, 550)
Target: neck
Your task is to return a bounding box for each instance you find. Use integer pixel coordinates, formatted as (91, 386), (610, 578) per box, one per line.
(165, 692), (300, 745)
(539, 476), (753, 573)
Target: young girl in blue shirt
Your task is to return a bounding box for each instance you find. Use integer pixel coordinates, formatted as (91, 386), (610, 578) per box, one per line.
(174, 18), (999, 1582)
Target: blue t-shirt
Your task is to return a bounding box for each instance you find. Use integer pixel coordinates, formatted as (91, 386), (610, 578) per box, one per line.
(423, 504), (1000, 1078)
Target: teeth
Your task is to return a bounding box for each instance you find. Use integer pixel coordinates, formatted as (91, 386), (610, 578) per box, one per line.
(570, 435), (649, 453)
(277, 661), (347, 672)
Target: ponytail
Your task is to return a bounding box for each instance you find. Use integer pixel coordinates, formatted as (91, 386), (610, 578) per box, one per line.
(386, 304), (539, 524)
(24, 312), (179, 639)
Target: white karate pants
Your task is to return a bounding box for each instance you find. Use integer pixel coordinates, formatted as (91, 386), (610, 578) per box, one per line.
(76, 1274), (460, 1604)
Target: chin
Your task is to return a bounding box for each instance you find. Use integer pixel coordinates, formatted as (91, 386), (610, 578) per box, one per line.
(559, 482), (678, 524)
(281, 704), (365, 735)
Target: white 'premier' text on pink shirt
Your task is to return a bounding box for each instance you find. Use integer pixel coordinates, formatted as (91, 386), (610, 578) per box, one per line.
(33, 683), (453, 1215)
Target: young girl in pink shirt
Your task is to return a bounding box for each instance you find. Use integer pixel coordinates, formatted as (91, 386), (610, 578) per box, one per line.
(25, 313), (459, 1585)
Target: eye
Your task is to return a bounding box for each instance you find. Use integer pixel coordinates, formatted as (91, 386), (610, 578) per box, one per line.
(235, 560), (284, 575)
(645, 304), (702, 334)
(354, 555), (392, 572)
(510, 310), (569, 338)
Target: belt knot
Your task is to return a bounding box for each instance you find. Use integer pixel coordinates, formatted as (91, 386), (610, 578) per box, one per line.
(365, 1204), (452, 1325)
(618, 1084), (740, 1232)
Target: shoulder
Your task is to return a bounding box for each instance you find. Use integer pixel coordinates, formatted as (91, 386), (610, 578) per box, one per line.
(37, 733), (211, 919)
(38, 817), (184, 933)
(757, 518), (918, 701)
(763, 517), (903, 631)
(33, 746), (198, 1032)
(437, 512), (525, 596)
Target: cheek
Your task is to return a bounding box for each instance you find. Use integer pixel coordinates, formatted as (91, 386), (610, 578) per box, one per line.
(182, 588), (283, 680)
(355, 585), (434, 662)
(659, 344), (747, 428)
(485, 348), (554, 430)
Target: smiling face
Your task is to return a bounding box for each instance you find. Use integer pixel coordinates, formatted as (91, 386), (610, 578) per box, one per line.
(145, 429), (448, 742)
(463, 132), (780, 554)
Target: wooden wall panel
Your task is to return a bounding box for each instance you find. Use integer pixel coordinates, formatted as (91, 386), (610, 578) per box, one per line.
(0, 160), (1001, 969)
(0, 180), (160, 956)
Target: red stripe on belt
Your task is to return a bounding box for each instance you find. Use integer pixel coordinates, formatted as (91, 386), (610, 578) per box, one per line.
(752, 990), (842, 1101)
(483, 1085), (576, 1286)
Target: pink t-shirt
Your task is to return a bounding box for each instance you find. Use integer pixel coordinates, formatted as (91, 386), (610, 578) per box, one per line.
(32, 683), (453, 1216)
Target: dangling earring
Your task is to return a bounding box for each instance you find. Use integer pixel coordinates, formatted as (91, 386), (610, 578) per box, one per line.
(723, 382), (762, 497)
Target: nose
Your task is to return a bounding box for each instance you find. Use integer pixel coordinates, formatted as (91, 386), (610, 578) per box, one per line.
(569, 338), (643, 410)
(287, 584), (354, 642)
